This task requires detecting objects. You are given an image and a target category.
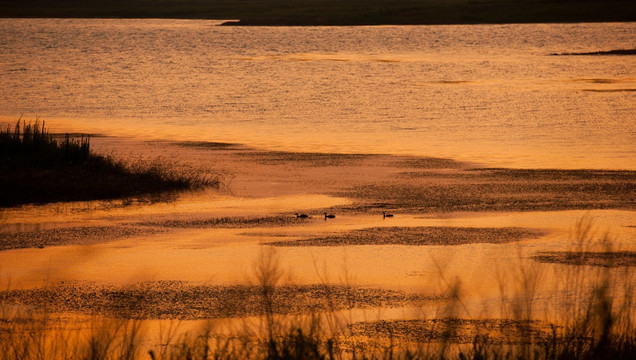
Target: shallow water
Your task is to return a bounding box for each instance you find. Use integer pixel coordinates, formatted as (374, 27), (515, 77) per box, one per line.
(1, 206), (633, 291)
(1, 19), (634, 168)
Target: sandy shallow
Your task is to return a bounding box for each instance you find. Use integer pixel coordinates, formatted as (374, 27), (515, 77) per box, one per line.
(0, 136), (634, 345)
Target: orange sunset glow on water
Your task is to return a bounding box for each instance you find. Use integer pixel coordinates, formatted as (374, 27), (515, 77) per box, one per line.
(0, 14), (635, 360)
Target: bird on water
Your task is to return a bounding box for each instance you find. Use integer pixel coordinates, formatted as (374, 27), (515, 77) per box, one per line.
(324, 212), (335, 219)
(296, 213), (309, 219)
(383, 211), (393, 219)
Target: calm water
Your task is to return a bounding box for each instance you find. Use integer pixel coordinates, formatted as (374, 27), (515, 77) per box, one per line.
(0, 19), (634, 169)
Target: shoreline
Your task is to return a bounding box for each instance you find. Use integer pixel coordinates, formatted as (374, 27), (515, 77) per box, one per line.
(2, 116), (633, 171)
(1, 0), (634, 25)
(2, 134), (635, 208)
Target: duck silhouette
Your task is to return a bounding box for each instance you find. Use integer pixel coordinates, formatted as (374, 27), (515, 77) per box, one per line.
(296, 213), (309, 219)
(324, 212), (335, 220)
(383, 211), (393, 219)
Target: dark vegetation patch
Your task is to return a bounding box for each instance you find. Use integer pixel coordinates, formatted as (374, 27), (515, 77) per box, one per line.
(432, 80), (472, 85)
(346, 319), (555, 346)
(532, 251), (636, 267)
(0, 121), (219, 207)
(392, 157), (467, 169)
(235, 151), (369, 167)
(1, 0), (634, 25)
(405, 168), (636, 182)
(0, 225), (164, 250)
(582, 89), (636, 92)
(552, 48), (636, 56)
(176, 141), (241, 150)
(140, 215), (310, 229)
(0, 282), (439, 320)
(342, 168), (636, 213)
(573, 78), (623, 84)
(268, 226), (544, 247)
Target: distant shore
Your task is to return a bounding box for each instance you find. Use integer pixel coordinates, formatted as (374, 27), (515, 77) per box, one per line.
(1, 0), (635, 25)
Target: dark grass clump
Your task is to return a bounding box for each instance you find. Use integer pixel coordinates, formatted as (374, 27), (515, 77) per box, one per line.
(0, 120), (90, 169)
(0, 120), (219, 207)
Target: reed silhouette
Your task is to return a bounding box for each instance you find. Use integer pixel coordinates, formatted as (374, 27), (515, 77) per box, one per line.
(0, 120), (220, 206)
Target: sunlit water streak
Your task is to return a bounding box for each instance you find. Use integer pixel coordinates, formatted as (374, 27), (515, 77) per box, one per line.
(0, 19), (634, 168)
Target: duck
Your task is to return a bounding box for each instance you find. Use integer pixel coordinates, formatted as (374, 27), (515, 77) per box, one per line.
(296, 213), (309, 219)
(383, 211), (394, 219)
(324, 212), (335, 219)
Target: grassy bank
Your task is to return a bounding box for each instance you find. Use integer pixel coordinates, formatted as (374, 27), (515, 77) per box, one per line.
(0, 0), (634, 25)
(0, 121), (219, 207)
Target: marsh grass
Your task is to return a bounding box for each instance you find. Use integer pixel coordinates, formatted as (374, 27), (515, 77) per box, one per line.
(0, 119), (90, 168)
(545, 218), (636, 360)
(0, 120), (220, 207)
(0, 218), (634, 359)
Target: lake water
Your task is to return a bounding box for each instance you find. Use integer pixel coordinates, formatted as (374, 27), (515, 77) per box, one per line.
(0, 19), (634, 169)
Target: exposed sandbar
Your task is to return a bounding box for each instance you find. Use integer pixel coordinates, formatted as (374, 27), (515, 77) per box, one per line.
(346, 319), (556, 346)
(342, 168), (636, 213)
(140, 215), (315, 229)
(532, 251), (636, 267)
(92, 138), (636, 214)
(268, 226), (545, 247)
(1, 281), (440, 320)
(0, 225), (164, 250)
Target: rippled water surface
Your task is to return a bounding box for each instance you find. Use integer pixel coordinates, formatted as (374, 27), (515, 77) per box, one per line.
(0, 19), (634, 168)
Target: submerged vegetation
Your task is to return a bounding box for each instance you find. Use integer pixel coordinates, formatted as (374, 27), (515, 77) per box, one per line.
(0, 120), (219, 207)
